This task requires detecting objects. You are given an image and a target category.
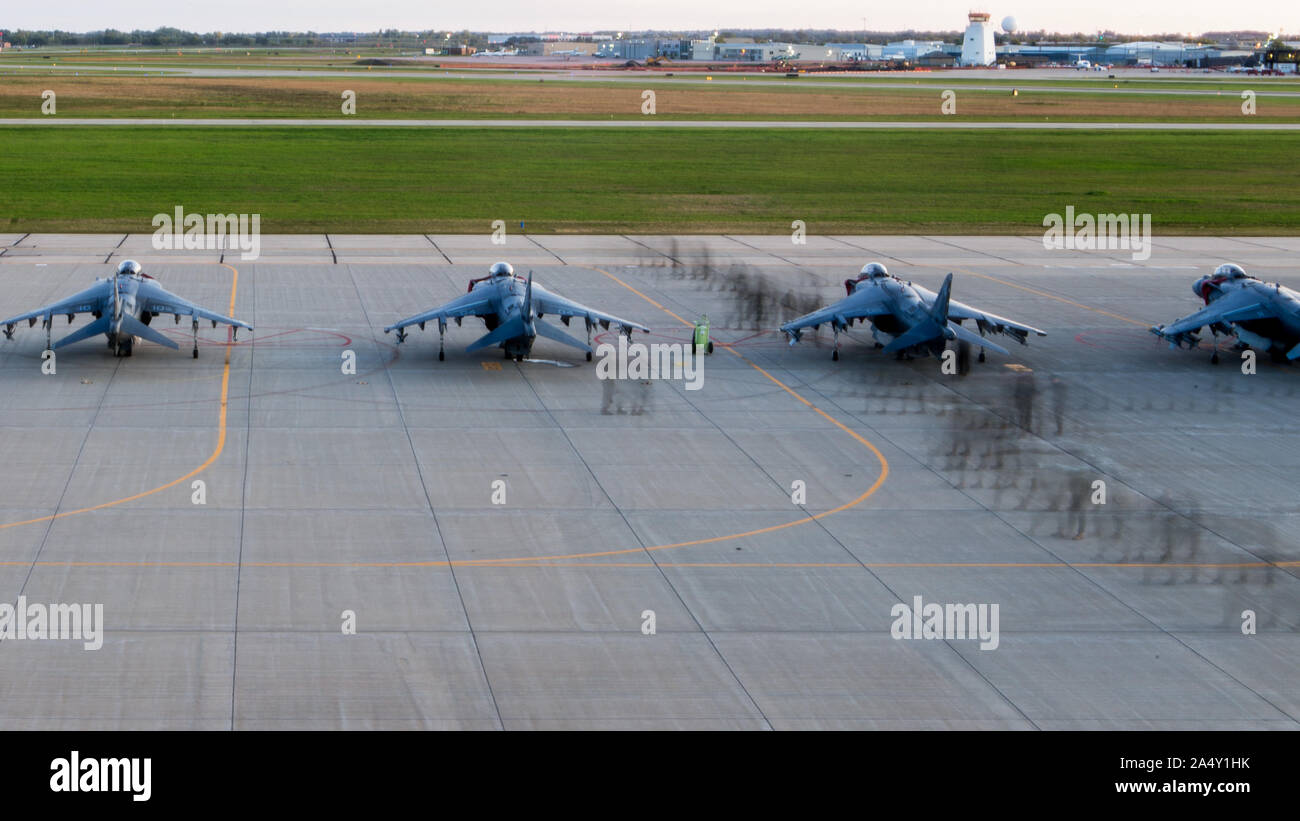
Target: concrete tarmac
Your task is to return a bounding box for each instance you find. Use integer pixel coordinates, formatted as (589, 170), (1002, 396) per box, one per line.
(0, 233), (1295, 729)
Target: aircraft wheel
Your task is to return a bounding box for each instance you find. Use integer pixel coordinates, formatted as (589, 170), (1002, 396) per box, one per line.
(515, 355), (523, 362)
(1210, 352), (1220, 364)
(586, 351), (592, 362)
(706, 341), (714, 354)
(978, 351), (986, 363)
(193, 348), (199, 359)
(832, 349), (839, 362)
(439, 351), (445, 361)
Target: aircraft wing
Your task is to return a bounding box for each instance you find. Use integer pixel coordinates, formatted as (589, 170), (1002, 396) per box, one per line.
(779, 287), (891, 342)
(383, 290), (494, 335)
(914, 285), (1047, 343)
(530, 284), (649, 334)
(138, 280), (252, 331)
(1, 281), (111, 332)
(1152, 288), (1275, 342)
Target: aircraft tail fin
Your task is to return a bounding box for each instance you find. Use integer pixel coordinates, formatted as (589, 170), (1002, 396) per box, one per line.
(52, 316), (112, 349)
(118, 314), (180, 350)
(929, 273), (953, 325)
(534, 319), (592, 352)
(466, 315), (528, 353)
(882, 319), (943, 354)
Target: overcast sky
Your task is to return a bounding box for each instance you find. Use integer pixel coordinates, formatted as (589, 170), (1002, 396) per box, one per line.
(2, 1), (1294, 36)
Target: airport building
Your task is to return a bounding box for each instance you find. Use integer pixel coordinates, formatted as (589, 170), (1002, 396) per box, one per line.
(713, 41), (802, 61)
(519, 41), (598, 56)
(996, 40), (1251, 68)
(594, 37), (667, 60)
(586, 13), (1257, 70)
(961, 12), (997, 65)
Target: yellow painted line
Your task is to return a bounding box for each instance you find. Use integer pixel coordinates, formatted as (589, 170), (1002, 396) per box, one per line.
(951, 265), (1151, 327)
(593, 267), (693, 327)
(7, 262), (1287, 575)
(0, 263), (240, 532)
(416, 264), (888, 566)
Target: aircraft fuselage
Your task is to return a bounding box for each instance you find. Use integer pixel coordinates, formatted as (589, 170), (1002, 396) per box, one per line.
(853, 276), (945, 354)
(475, 275), (536, 358)
(1209, 279), (1300, 356)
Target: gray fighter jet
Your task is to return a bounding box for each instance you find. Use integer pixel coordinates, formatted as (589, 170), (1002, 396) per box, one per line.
(1, 260), (251, 358)
(384, 262), (649, 361)
(1151, 263), (1300, 364)
(779, 263), (1046, 362)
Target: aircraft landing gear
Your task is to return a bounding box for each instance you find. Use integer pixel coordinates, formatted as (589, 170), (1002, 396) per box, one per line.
(1210, 351), (1220, 365)
(978, 349), (986, 363)
(832, 349), (839, 361)
(586, 351), (592, 362)
(515, 354), (524, 362)
(192, 319), (199, 359)
(832, 326), (841, 361)
(437, 320), (446, 362)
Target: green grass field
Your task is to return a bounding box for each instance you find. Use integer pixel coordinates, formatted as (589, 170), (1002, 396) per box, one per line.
(2, 127), (1298, 234)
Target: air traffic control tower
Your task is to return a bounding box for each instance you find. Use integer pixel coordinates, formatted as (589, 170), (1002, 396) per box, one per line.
(960, 12), (996, 66)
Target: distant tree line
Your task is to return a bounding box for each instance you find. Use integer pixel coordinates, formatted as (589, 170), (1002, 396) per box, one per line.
(0, 27), (494, 48)
(0, 26), (1285, 49)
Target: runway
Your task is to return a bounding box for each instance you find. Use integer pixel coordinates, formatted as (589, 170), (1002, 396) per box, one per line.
(0, 233), (1296, 729)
